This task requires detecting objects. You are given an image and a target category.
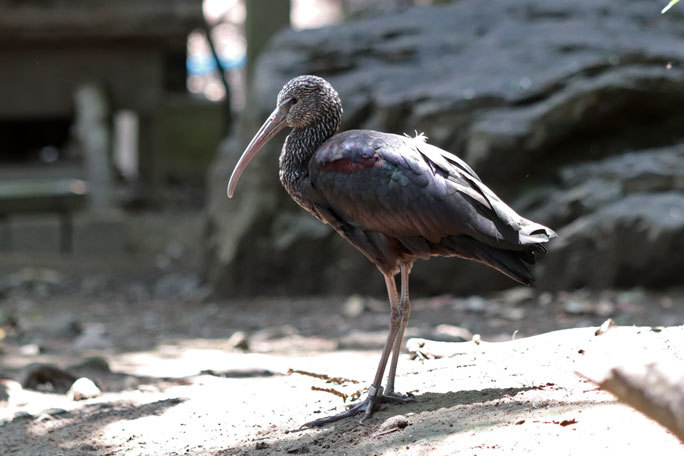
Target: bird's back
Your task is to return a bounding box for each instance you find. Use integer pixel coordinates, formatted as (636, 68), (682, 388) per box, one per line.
(308, 129), (556, 282)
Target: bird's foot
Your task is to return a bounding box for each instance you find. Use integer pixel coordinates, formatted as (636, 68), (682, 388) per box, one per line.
(303, 385), (412, 428)
(383, 386), (414, 403)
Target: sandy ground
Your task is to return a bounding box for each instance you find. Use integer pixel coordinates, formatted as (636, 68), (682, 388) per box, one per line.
(0, 211), (683, 455)
(1, 265), (683, 455)
(2, 321), (683, 455)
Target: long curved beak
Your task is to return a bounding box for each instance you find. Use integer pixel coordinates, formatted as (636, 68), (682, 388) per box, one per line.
(227, 98), (293, 198)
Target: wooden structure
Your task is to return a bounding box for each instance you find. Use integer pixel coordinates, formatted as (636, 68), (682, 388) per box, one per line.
(0, 0), (203, 184)
(0, 179), (87, 253)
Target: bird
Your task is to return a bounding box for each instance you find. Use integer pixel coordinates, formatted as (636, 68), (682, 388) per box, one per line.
(227, 75), (557, 426)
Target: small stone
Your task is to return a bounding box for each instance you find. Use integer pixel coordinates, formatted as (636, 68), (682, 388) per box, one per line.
(68, 377), (102, 401)
(563, 299), (594, 315)
(496, 287), (535, 305)
(378, 414), (409, 432)
(342, 294), (365, 318)
(227, 331), (250, 351)
(595, 318), (618, 336)
(500, 307), (526, 321)
(538, 292), (553, 306)
(465, 296), (489, 313)
(19, 343), (41, 356)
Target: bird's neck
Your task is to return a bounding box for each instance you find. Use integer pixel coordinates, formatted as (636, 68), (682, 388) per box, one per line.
(279, 108), (341, 187)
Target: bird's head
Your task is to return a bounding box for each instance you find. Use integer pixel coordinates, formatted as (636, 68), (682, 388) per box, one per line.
(277, 75), (341, 128)
(227, 75), (341, 198)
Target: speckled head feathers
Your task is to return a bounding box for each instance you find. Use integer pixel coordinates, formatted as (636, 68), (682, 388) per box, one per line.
(277, 75), (342, 129)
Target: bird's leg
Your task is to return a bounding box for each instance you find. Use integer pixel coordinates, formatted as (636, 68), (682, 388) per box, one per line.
(304, 272), (403, 427)
(384, 262), (413, 399)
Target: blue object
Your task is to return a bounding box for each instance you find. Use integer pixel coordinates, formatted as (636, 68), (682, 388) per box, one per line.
(187, 54), (245, 75)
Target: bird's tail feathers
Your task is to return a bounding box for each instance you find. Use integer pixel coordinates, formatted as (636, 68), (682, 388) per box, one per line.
(438, 236), (536, 286)
(476, 244), (535, 286)
(518, 219), (557, 246)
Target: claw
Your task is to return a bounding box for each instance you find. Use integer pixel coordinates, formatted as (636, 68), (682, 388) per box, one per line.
(303, 390), (412, 427)
(303, 398), (372, 427)
(383, 388), (414, 403)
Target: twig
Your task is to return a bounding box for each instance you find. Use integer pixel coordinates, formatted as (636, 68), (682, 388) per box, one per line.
(311, 386), (348, 402)
(287, 368), (360, 384)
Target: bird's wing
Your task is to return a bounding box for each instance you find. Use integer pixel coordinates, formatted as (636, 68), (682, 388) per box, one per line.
(309, 130), (555, 250)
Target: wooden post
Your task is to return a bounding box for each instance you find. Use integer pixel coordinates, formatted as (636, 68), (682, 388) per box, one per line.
(73, 83), (115, 211)
(245, 0), (291, 86)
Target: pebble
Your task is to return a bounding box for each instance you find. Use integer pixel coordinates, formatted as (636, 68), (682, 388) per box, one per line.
(595, 318), (618, 336)
(464, 295), (489, 313)
(500, 307), (527, 321)
(19, 343), (41, 356)
(342, 294), (365, 318)
(495, 287), (536, 304)
(563, 299), (595, 315)
(227, 331), (250, 351)
(68, 377), (102, 401)
(378, 414), (409, 433)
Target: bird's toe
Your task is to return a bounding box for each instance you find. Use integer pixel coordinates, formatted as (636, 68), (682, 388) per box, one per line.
(381, 391), (414, 404)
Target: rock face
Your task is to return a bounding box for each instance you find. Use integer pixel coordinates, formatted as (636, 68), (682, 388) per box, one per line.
(544, 192), (684, 289)
(205, 0), (684, 296)
(521, 146), (684, 290)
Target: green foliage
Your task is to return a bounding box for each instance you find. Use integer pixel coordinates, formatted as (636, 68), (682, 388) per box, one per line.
(662, 0), (680, 14)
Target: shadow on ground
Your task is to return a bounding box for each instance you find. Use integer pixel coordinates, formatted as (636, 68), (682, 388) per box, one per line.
(217, 386), (587, 456)
(0, 398), (184, 455)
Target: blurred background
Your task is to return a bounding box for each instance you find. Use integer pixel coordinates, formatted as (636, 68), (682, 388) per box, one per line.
(1, 0), (683, 363)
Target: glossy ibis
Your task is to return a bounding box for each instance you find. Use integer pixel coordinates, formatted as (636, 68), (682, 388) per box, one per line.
(227, 75), (556, 426)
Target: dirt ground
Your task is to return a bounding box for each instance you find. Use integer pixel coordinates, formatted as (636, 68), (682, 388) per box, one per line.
(1, 212), (683, 455)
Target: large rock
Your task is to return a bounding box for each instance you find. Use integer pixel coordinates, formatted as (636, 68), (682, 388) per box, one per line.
(516, 145), (684, 289)
(205, 0), (684, 296)
(540, 192), (684, 289)
(518, 145), (684, 229)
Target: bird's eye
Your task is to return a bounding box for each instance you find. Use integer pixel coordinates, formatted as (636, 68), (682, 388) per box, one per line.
(291, 98), (298, 105)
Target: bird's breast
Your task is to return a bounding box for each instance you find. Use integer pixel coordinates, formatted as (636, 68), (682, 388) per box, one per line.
(278, 162), (322, 220)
